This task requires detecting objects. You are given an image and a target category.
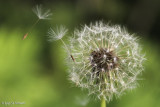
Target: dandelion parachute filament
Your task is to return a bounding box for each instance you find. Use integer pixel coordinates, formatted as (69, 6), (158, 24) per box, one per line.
(33, 5), (52, 20)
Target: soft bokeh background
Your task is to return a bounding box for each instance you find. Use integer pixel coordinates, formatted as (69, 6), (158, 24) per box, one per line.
(0, 0), (160, 107)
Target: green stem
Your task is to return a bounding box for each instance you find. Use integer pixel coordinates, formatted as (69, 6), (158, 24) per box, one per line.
(101, 97), (106, 107)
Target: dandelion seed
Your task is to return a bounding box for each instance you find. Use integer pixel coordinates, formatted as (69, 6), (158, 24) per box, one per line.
(22, 5), (52, 40)
(47, 25), (75, 62)
(33, 4), (52, 20)
(68, 21), (145, 102)
(22, 33), (28, 40)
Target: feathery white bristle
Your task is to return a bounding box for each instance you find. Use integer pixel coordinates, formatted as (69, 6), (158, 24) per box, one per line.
(33, 5), (52, 20)
(47, 25), (68, 41)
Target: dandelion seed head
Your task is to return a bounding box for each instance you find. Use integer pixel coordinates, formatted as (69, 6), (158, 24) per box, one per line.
(33, 5), (52, 20)
(67, 21), (145, 102)
(47, 25), (68, 41)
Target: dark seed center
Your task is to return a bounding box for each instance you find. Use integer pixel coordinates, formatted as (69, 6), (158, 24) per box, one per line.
(90, 48), (118, 73)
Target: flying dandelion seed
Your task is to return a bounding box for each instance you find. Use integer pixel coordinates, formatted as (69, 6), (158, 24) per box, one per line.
(47, 25), (76, 62)
(22, 4), (52, 40)
(67, 21), (145, 102)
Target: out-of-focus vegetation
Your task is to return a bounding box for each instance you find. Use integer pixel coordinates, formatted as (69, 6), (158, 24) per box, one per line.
(0, 0), (160, 107)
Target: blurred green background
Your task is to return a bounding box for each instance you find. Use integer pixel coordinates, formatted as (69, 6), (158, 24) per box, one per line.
(0, 0), (160, 107)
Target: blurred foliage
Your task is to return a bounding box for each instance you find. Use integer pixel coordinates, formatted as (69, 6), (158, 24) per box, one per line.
(0, 0), (160, 107)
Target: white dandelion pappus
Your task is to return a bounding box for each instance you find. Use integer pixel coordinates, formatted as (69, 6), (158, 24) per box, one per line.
(33, 5), (52, 20)
(47, 25), (68, 41)
(68, 21), (145, 102)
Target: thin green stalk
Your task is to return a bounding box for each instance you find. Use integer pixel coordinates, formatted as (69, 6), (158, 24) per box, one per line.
(101, 97), (106, 107)
(28, 19), (40, 33)
(22, 19), (40, 40)
(60, 39), (70, 55)
(60, 39), (75, 63)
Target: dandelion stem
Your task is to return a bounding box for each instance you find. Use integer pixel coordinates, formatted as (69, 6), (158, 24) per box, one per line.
(101, 97), (106, 107)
